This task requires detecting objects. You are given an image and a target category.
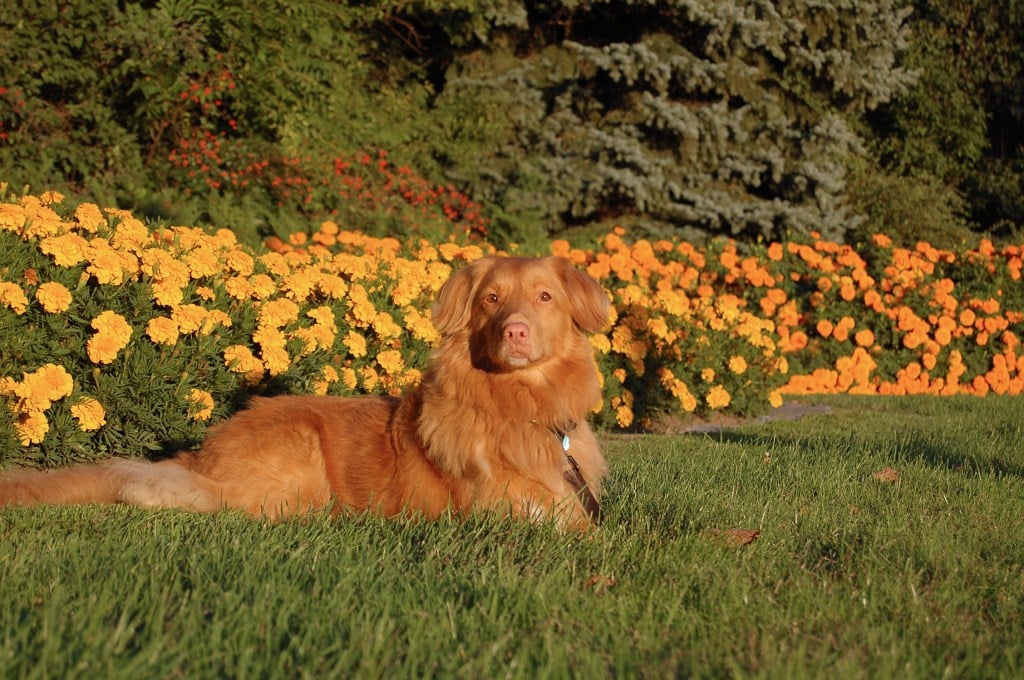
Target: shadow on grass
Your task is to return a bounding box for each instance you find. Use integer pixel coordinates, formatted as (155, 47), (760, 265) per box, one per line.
(688, 425), (1024, 480)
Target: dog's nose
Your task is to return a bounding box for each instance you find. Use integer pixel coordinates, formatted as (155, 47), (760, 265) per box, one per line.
(503, 322), (530, 343)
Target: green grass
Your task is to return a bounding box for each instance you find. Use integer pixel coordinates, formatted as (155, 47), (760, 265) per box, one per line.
(2, 395), (1022, 679)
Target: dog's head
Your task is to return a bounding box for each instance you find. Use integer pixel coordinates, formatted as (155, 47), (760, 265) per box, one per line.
(432, 256), (609, 372)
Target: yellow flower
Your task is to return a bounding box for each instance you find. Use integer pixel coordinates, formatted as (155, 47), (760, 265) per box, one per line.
(259, 343), (291, 376)
(15, 411), (49, 445)
(150, 280), (185, 306)
(257, 298), (300, 329)
(0, 281), (29, 314)
(171, 304), (210, 334)
(313, 365), (339, 395)
(87, 333), (127, 365)
(40, 232), (90, 266)
(223, 345), (265, 383)
(347, 284), (378, 326)
(71, 397), (106, 431)
(341, 367), (359, 391)
(377, 349), (405, 376)
(372, 312), (403, 339)
(185, 246), (220, 279)
(225, 275), (253, 300)
(187, 388), (214, 422)
(728, 356), (748, 375)
(91, 311), (133, 342)
(146, 317), (180, 345)
(589, 333), (612, 354)
(225, 250), (255, 276)
(32, 364), (74, 402)
(39, 190), (65, 205)
(360, 366), (380, 391)
(248, 273), (277, 300)
(86, 242), (130, 285)
(344, 330), (367, 358)
(74, 203), (106, 232)
(13, 364), (74, 412)
(35, 281), (73, 313)
(317, 273), (348, 299)
(706, 385), (731, 410)
(701, 367), (716, 383)
(615, 405), (633, 428)
(0, 203), (26, 232)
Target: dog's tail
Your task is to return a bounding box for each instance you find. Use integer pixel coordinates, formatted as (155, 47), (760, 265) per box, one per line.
(0, 461), (131, 506)
(0, 458), (221, 511)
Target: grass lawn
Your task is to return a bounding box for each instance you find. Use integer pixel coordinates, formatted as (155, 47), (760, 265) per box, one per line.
(1, 395), (1022, 678)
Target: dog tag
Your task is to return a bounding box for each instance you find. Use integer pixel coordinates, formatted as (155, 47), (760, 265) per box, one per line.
(561, 433), (570, 451)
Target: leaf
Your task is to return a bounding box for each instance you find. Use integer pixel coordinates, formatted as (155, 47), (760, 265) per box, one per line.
(710, 528), (760, 547)
(584, 574), (618, 592)
(872, 466), (900, 483)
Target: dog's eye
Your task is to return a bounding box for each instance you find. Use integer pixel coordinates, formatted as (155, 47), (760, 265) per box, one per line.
(539, 291), (552, 303)
(484, 293), (499, 304)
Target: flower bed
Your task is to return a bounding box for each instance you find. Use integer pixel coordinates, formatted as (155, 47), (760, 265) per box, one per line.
(1, 191), (1022, 463)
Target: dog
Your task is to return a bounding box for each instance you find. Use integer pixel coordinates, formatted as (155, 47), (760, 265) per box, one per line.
(0, 256), (610, 530)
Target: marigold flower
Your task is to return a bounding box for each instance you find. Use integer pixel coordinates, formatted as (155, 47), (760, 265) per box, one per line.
(40, 233), (90, 266)
(261, 345), (291, 376)
(344, 330), (367, 358)
(377, 349), (405, 376)
(187, 388), (214, 421)
(14, 364), (74, 412)
(256, 298), (300, 329)
(35, 281), (73, 313)
(91, 311), (133, 341)
(0, 281), (28, 314)
(71, 397), (106, 431)
(74, 203), (105, 232)
(854, 329), (875, 348)
(786, 331), (808, 351)
(223, 345), (264, 381)
(728, 356), (748, 374)
(87, 333), (127, 365)
(146, 317), (180, 346)
(15, 411), (49, 445)
(615, 405), (634, 428)
(816, 319), (834, 338)
(706, 385), (731, 410)
(341, 367), (359, 391)
(243, 273), (274, 300)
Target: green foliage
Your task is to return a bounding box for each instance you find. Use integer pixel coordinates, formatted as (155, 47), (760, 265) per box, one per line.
(0, 0), (485, 244)
(431, 0), (915, 243)
(866, 0), (1024, 236)
(844, 159), (972, 249)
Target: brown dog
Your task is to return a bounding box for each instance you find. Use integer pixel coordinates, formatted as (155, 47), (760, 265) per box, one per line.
(0, 256), (610, 530)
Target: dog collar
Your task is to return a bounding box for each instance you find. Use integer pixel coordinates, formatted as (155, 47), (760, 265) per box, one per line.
(548, 421), (602, 525)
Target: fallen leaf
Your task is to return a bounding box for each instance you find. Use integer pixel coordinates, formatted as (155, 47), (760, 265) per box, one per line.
(710, 528), (760, 547)
(872, 466), (900, 483)
(584, 574), (618, 591)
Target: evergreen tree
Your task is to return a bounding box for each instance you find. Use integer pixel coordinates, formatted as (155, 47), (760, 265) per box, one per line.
(429, 0), (915, 245)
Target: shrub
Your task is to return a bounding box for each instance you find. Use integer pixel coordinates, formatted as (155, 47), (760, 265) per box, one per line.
(2, 190), (1024, 465)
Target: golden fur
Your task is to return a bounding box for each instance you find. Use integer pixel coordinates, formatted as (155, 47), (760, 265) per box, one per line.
(0, 256), (610, 530)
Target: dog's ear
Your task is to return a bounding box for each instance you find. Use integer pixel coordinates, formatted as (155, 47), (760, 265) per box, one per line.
(432, 257), (496, 335)
(556, 258), (610, 334)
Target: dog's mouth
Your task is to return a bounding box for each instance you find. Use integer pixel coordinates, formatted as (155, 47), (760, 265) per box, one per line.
(500, 351), (533, 369)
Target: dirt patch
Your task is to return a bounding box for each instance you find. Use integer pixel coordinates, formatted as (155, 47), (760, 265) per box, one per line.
(636, 401), (834, 435)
